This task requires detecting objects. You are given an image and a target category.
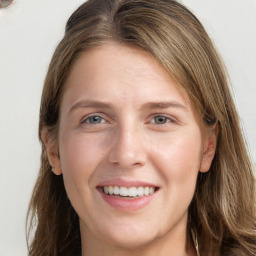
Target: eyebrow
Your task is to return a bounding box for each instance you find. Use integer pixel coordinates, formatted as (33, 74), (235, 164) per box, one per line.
(70, 100), (113, 112)
(69, 100), (188, 112)
(140, 101), (188, 111)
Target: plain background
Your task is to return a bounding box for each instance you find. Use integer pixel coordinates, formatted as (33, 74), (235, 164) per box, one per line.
(0, 0), (255, 255)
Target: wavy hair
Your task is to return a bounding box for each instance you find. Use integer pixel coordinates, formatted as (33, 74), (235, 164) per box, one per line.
(26, 0), (256, 255)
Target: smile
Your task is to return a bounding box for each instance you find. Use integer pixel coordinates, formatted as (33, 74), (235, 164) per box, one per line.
(97, 183), (159, 211)
(100, 186), (156, 198)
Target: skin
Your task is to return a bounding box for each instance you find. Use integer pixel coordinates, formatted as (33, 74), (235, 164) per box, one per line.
(44, 43), (217, 256)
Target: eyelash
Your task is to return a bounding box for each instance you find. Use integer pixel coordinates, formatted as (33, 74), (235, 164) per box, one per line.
(150, 115), (176, 125)
(81, 114), (107, 125)
(80, 113), (177, 128)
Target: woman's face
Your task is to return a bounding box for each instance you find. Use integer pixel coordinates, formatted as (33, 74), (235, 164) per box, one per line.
(47, 43), (216, 250)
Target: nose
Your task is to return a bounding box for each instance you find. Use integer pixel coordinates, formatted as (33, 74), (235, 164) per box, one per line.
(108, 125), (147, 169)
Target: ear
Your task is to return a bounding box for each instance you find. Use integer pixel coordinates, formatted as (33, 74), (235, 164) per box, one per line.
(41, 128), (62, 175)
(200, 123), (218, 173)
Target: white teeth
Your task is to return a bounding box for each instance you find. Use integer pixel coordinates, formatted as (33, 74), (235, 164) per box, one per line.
(102, 185), (156, 197)
(144, 187), (149, 196)
(149, 187), (154, 194)
(128, 187), (137, 197)
(108, 186), (114, 195)
(103, 186), (109, 194)
(119, 187), (128, 196)
(137, 186), (144, 196)
(114, 186), (119, 195)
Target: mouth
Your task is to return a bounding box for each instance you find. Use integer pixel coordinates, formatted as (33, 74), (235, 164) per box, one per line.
(97, 179), (159, 210)
(98, 185), (159, 198)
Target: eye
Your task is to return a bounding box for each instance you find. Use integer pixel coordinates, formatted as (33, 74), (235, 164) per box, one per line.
(83, 115), (106, 124)
(151, 115), (172, 125)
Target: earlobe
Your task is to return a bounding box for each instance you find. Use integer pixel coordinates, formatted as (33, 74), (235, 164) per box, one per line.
(199, 124), (218, 173)
(41, 128), (62, 175)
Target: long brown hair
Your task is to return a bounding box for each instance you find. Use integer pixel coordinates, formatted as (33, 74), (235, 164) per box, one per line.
(26, 0), (256, 255)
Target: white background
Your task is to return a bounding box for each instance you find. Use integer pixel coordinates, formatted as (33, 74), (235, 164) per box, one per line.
(0, 0), (255, 255)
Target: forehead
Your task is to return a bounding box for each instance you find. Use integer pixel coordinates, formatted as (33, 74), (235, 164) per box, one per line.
(63, 42), (191, 106)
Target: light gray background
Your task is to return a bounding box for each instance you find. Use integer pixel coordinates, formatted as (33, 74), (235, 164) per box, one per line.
(0, 0), (255, 255)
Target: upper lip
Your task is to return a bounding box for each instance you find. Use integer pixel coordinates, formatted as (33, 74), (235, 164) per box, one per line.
(97, 178), (158, 188)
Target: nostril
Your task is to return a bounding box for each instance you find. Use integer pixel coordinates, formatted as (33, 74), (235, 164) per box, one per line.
(0, 0), (13, 8)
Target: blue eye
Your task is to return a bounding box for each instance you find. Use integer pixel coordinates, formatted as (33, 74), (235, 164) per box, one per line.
(84, 116), (105, 124)
(152, 116), (171, 124)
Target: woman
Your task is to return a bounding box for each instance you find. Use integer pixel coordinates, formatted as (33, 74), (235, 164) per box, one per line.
(26, 0), (256, 255)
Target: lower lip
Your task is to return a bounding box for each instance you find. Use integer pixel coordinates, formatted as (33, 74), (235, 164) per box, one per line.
(98, 189), (158, 211)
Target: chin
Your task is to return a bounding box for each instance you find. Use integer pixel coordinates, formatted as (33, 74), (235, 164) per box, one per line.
(92, 220), (160, 250)
(105, 231), (157, 250)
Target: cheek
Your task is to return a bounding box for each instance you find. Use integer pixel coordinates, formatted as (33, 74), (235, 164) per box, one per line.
(58, 132), (111, 218)
(150, 130), (202, 185)
(58, 132), (108, 190)
(144, 130), (202, 234)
